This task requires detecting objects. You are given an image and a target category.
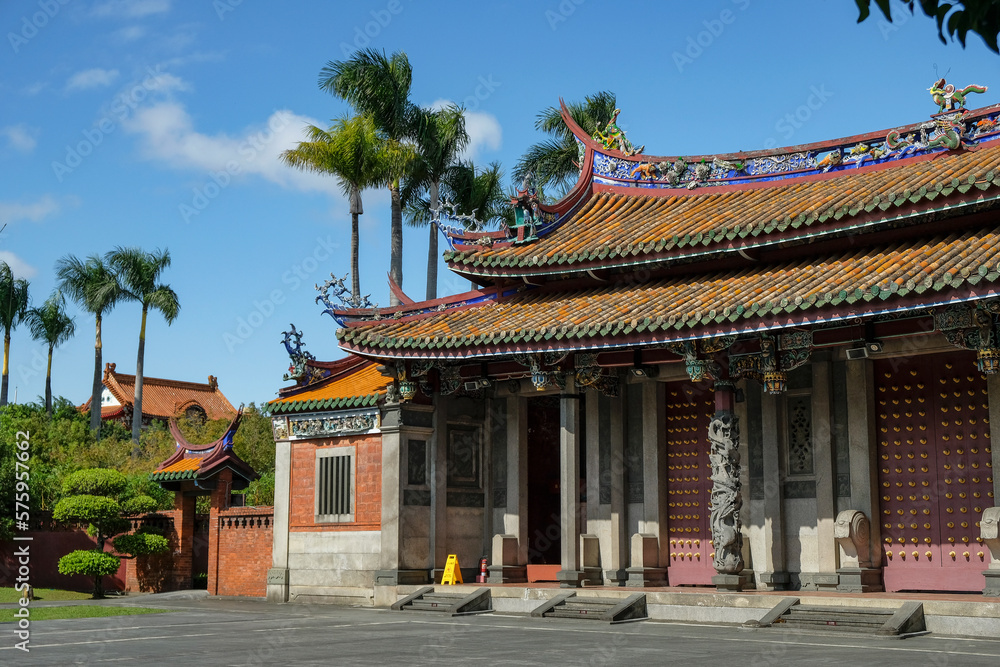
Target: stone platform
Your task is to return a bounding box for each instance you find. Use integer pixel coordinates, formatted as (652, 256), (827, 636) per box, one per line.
(365, 583), (1000, 638)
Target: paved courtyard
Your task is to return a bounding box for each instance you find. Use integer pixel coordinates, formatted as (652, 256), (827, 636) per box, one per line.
(4, 594), (1000, 666)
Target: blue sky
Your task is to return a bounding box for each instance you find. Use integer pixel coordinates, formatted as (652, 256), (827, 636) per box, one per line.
(1, 0), (997, 408)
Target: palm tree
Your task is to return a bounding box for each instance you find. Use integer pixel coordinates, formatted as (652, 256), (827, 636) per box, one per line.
(25, 291), (76, 415)
(57, 254), (124, 431)
(406, 161), (513, 233)
(0, 262), (30, 406)
(403, 105), (469, 300)
(281, 114), (389, 301)
(320, 48), (417, 306)
(514, 91), (619, 193)
(106, 247), (180, 449)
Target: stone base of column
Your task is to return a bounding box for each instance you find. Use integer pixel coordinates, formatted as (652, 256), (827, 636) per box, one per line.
(266, 568), (289, 603)
(581, 566), (603, 586)
(487, 565), (526, 584)
(604, 568), (628, 587)
(982, 570), (1000, 597)
(799, 572), (841, 592)
(374, 569), (431, 586)
(556, 569), (587, 588)
(836, 567), (883, 593)
(755, 571), (790, 591)
(625, 566), (667, 587)
(712, 573), (750, 592)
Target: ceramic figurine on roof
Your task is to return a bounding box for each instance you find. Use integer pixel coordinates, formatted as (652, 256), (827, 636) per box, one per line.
(508, 172), (541, 244)
(282, 324), (326, 386)
(930, 78), (988, 112)
(592, 108), (644, 156)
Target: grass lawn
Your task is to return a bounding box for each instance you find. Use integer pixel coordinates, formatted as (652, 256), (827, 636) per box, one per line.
(0, 587), (92, 603)
(0, 606), (171, 622)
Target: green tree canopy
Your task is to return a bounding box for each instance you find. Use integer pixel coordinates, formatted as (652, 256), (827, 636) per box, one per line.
(0, 261), (31, 407)
(26, 291), (76, 415)
(856, 0), (1000, 52)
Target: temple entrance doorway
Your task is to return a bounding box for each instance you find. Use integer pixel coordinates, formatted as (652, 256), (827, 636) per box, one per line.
(665, 381), (716, 585)
(875, 351), (994, 592)
(526, 396), (561, 580)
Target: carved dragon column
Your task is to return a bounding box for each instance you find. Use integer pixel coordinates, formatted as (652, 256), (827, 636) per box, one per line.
(710, 379), (749, 592)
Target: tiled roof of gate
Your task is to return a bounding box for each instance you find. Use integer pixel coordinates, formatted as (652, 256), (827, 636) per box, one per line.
(268, 358), (388, 414)
(339, 226), (1000, 357)
(444, 141), (1000, 276)
(80, 362), (236, 421)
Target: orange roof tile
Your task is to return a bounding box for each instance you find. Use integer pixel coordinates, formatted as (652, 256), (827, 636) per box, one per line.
(446, 140), (1000, 277)
(339, 226), (1000, 357)
(157, 457), (201, 474)
(269, 358), (388, 414)
(91, 363), (237, 421)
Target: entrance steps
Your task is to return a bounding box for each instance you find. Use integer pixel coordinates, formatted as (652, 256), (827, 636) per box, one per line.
(391, 587), (492, 616)
(749, 597), (926, 637)
(531, 592), (648, 624)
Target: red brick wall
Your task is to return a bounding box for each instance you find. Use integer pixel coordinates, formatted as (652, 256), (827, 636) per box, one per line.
(289, 434), (382, 532)
(124, 511), (209, 593)
(1, 515), (127, 593)
(212, 507), (274, 597)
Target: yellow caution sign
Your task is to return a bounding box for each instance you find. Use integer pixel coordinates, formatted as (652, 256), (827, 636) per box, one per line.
(441, 554), (463, 585)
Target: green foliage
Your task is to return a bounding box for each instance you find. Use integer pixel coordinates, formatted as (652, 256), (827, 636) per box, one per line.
(120, 494), (158, 515)
(233, 403), (275, 475)
(53, 494), (121, 524)
(856, 0), (1000, 52)
(113, 529), (169, 557)
(193, 572), (208, 589)
(241, 470), (275, 506)
(57, 549), (120, 578)
(62, 468), (129, 496)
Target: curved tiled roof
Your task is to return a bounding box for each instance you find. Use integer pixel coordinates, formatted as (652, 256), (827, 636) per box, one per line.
(82, 363), (236, 421)
(338, 226), (1000, 358)
(268, 358), (388, 414)
(445, 141), (1000, 277)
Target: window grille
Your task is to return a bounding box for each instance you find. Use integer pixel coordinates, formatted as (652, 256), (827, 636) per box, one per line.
(315, 448), (354, 522)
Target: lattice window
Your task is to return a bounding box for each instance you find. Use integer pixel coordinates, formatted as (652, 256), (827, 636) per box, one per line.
(315, 447), (354, 522)
(787, 395), (813, 475)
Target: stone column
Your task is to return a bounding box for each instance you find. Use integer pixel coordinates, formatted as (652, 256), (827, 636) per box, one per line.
(710, 383), (749, 592)
(756, 390), (789, 590)
(627, 381), (668, 586)
(557, 377), (586, 587)
(266, 439), (291, 602)
(807, 359), (840, 591)
(838, 358), (884, 592)
(586, 388), (627, 585)
(430, 394), (449, 581)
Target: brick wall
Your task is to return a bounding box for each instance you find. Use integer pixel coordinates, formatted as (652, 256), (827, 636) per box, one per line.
(212, 507), (274, 597)
(124, 511), (209, 593)
(289, 434), (382, 532)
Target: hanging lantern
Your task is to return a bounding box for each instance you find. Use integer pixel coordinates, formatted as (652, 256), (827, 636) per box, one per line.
(531, 370), (549, 391)
(977, 347), (1000, 374)
(762, 370), (787, 395)
(398, 379), (417, 401)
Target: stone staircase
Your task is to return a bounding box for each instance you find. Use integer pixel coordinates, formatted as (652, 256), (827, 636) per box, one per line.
(531, 592), (648, 624)
(749, 597), (926, 637)
(391, 587), (492, 616)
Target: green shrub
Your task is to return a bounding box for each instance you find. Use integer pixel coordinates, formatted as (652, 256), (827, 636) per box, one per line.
(57, 549), (121, 578)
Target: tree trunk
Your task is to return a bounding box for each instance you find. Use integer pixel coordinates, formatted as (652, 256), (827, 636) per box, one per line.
(350, 184), (362, 301)
(130, 306), (148, 452)
(389, 182), (403, 307)
(0, 331), (9, 407)
(351, 214), (361, 301)
(45, 345), (53, 416)
(90, 314), (103, 434)
(426, 179), (439, 301)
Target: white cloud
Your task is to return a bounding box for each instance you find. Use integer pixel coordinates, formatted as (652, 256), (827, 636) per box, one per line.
(0, 195), (60, 223)
(428, 99), (502, 161)
(123, 102), (342, 195)
(66, 68), (120, 92)
(22, 82), (47, 96)
(0, 252), (37, 279)
(1, 125), (38, 153)
(92, 0), (171, 18)
(114, 25), (147, 42)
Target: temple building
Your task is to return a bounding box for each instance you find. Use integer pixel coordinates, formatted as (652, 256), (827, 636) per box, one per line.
(81, 362), (237, 427)
(267, 81), (1000, 605)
